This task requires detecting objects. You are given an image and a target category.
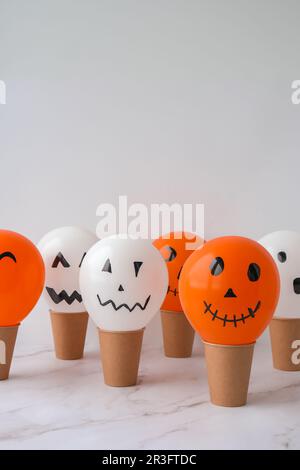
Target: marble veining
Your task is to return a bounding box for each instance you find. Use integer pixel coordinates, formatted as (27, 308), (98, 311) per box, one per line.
(0, 342), (300, 450)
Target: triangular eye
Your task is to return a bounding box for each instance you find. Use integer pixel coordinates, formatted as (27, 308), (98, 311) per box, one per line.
(79, 252), (87, 268)
(52, 252), (70, 268)
(134, 261), (143, 277)
(102, 258), (112, 273)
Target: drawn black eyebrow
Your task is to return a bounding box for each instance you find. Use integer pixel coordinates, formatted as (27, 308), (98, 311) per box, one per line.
(52, 252), (70, 268)
(0, 251), (16, 263)
(134, 261), (143, 277)
(79, 252), (87, 268)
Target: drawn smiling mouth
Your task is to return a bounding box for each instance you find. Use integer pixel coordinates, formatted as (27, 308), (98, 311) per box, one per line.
(203, 300), (261, 327)
(97, 294), (151, 312)
(167, 286), (177, 296)
(46, 287), (82, 305)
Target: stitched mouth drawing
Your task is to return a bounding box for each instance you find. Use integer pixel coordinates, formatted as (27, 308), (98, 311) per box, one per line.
(203, 300), (261, 327)
(46, 287), (82, 305)
(97, 294), (151, 312)
(167, 286), (177, 296)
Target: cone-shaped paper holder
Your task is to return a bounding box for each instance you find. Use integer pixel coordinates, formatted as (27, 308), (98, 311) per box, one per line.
(98, 328), (144, 387)
(161, 310), (195, 358)
(50, 311), (89, 360)
(269, 317), (300, 371)
(0, 325), (19, 380)
(204, 341), (254, 407)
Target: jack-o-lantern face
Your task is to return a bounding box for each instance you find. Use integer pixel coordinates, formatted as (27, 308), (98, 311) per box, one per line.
(38, 227), (98, 313)
(153, 232), (204, 312)
(179, 236), (280, 345)
(0, 230), (45, 326)
(80, 236), (168, 331)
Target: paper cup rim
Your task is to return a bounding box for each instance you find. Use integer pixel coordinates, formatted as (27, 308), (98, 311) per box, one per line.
(98, 327), (145, 334)
(0, 324), (20, 329)
(272, 316), (300, 322)
(161, 309), (184, 314)
(203, 341), (255, 349)
(50, 310), (88, 315)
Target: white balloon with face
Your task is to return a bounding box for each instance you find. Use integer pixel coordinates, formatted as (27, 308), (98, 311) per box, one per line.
(259, 231), (300, 318)
(80, 236), (168, 331)
(38, 226), (98, 313)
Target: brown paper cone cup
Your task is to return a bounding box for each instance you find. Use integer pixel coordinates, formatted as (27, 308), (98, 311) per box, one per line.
(50, 311), (89, 360)
(204, 342), (254, 407)
(269, 317), (300, 371)
(161, 310), (195, 358)
(98, 328), (144, 387)
(0, 325), (19, 380)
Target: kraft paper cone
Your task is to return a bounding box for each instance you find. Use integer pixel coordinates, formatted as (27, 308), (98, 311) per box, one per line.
(204, 342), (254, 407)
(50, 311), (89, 360)
(161, 310), (195, 358)
(98, 328), (144, 387)
(269, 317), (300, 371)
(0, 325), (19, 380)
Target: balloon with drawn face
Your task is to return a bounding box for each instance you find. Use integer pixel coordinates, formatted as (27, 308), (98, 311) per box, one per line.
(153, 232), (204, 312)
(80, 236), (168, 331)
(179, 236), (280, 345)
(38, 227), (98, 313)
(259, 231), (300, 318)
(0, 230), (45, 326)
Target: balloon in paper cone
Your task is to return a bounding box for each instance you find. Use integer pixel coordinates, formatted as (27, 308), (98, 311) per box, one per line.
(153, 231), (204, 358)
(259, 231), (300, 371)
(0, 230), (45, 326)
(153, 232), (204, 312)
(38, 226), (98, 360)
(80, 235), (168, 386)
(179, 236), (280, 345)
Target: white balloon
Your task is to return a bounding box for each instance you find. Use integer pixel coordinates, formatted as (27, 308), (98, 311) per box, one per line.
(259, 231), (300, 318)
(38, 226), (98, 313)
(80, 236), (168, 331)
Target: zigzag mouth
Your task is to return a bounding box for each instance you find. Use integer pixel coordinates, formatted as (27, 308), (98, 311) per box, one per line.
(97, 294), (151, 312)
(46, 287), (82, 305)
(203, 300), (261, 327)
(167, 286), (177, 296)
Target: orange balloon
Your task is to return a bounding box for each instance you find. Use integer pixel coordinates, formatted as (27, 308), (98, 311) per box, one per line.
(0, 230), (45, 326)
(179, 236), (280, 345)
(153, 232), (204, 312)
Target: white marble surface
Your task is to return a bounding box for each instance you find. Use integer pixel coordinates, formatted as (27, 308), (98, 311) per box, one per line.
(0, 339), (300, 450)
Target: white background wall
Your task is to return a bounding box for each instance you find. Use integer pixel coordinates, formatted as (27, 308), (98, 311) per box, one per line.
(1, 0), (300, 354)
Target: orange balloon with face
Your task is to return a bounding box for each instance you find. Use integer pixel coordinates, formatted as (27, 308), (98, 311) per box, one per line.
(179, 236), (280, 345)
(153, 232), (204, 312)
(0, 230), (45, 326)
